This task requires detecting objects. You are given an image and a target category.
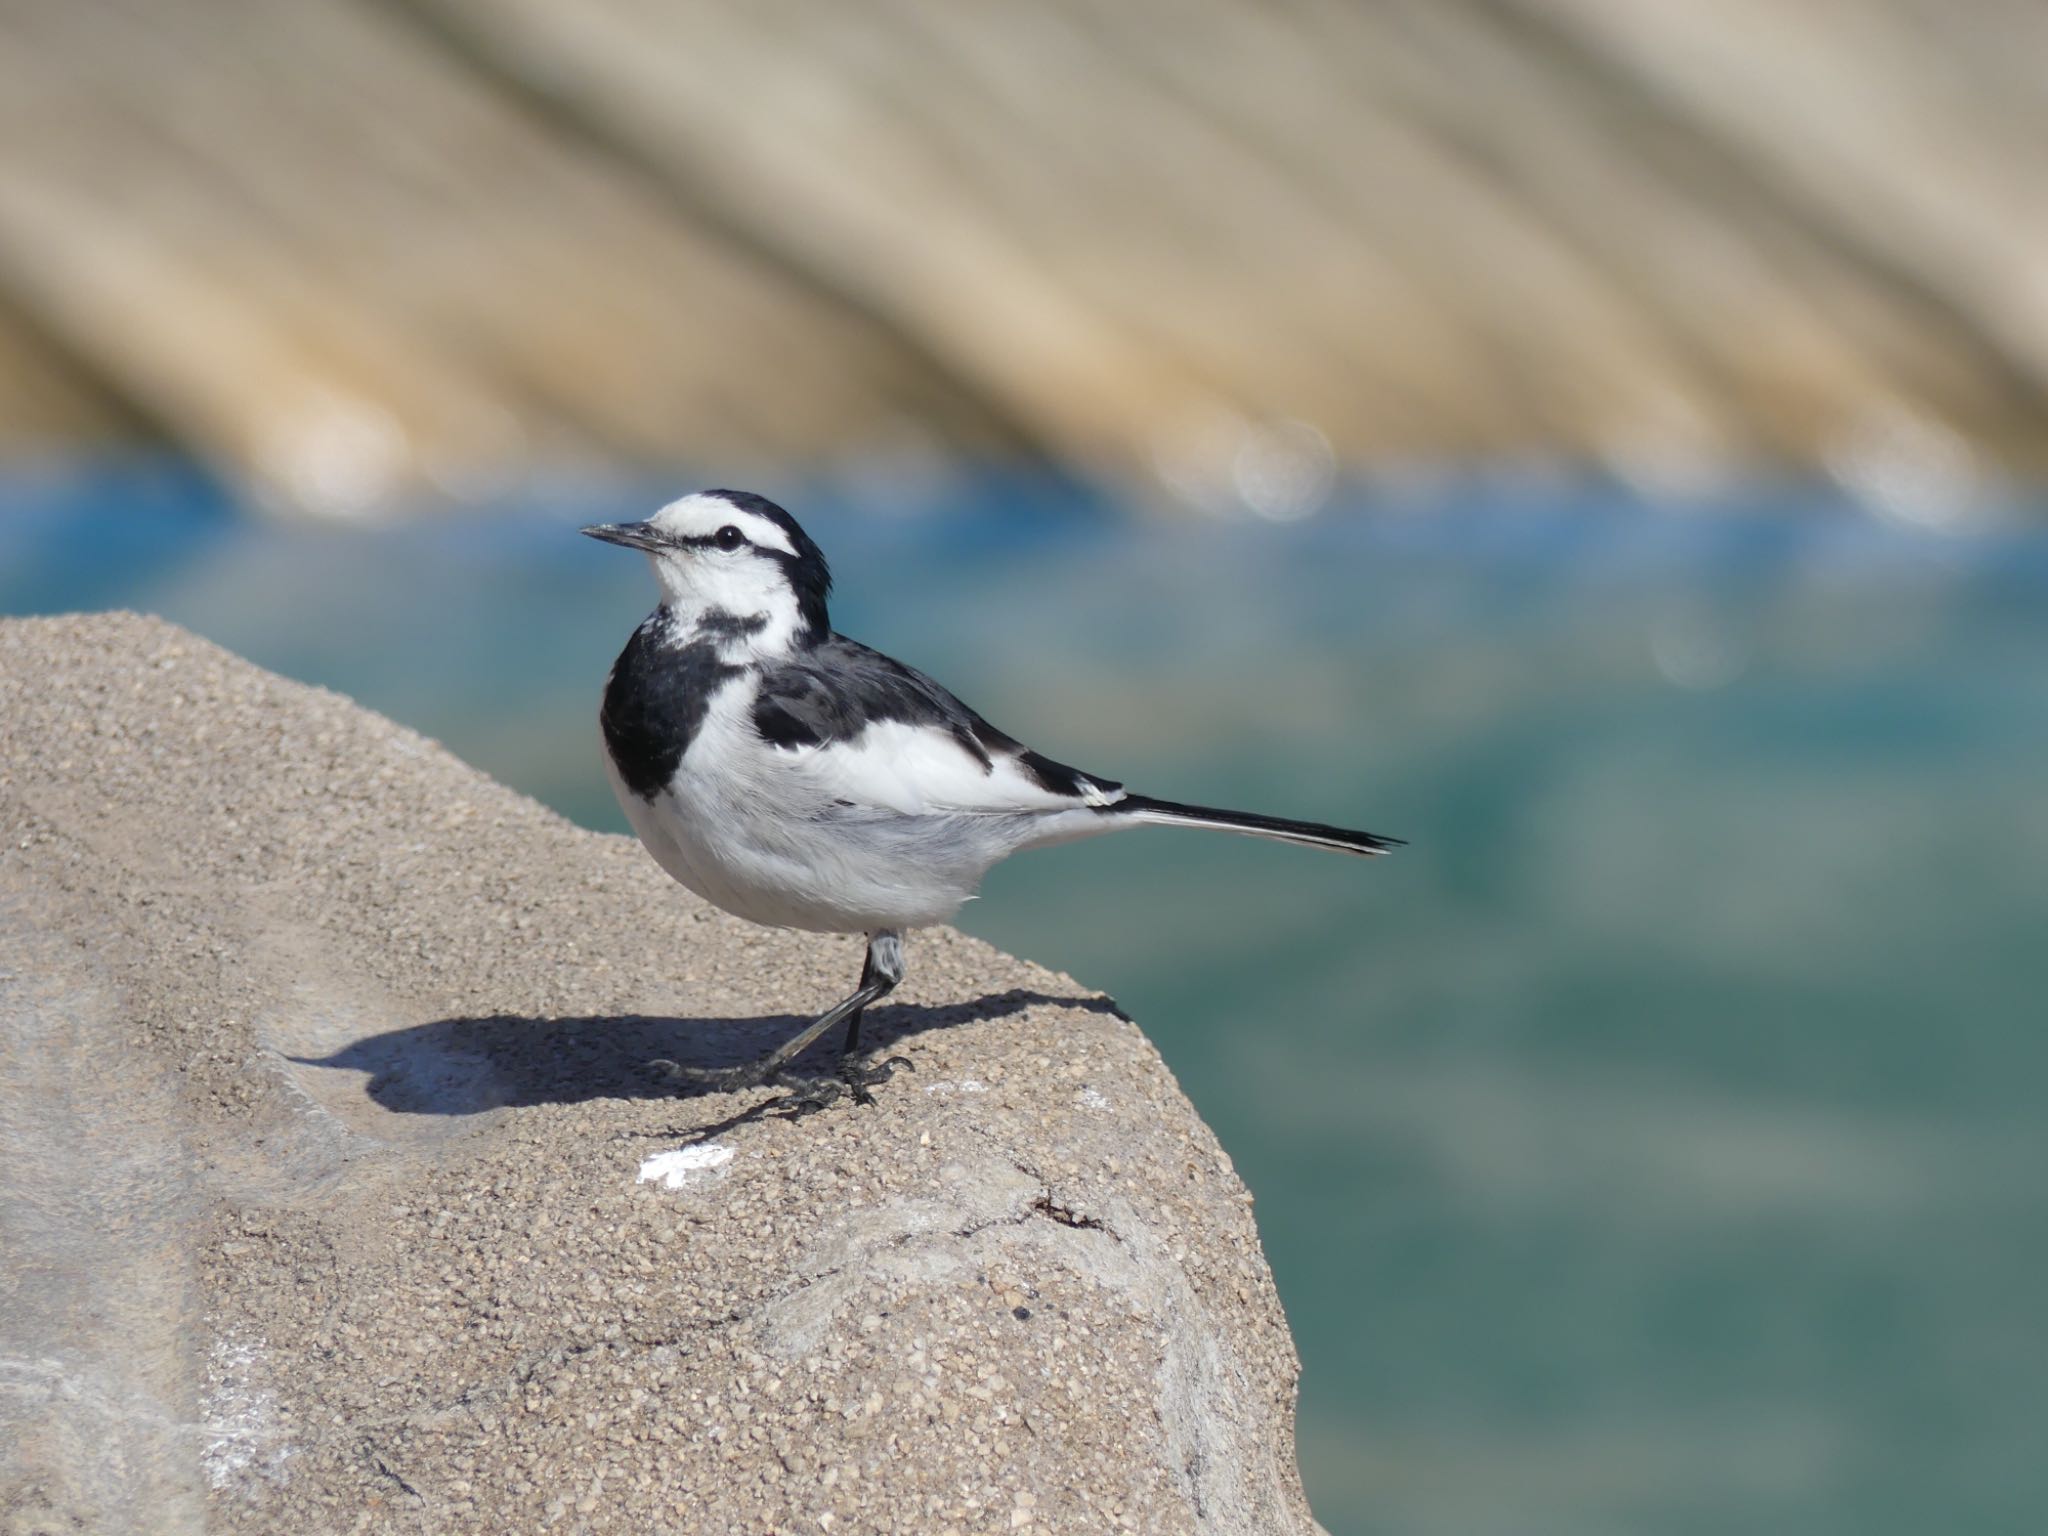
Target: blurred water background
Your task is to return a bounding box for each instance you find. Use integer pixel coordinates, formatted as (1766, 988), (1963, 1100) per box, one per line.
(6, 463), (2046, 1535)
(9, 0), (2048, 1529)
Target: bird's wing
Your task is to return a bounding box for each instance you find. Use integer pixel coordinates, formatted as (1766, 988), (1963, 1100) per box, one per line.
(752, 637), (1123, 816)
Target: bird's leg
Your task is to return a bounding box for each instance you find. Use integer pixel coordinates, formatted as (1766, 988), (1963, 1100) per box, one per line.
(666, 932), (909, 1106)
(827, 932), (913, 1104)
(839, 931), (912, 1063)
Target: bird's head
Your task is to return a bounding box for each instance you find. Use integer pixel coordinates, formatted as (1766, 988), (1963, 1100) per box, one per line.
(584, 490), (832, 653)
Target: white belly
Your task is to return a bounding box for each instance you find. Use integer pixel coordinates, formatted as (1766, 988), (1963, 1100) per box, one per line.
(603, 694), (1059, 934)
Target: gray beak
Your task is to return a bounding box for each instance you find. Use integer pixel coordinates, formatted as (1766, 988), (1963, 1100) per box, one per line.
(581, 521), (666, 552)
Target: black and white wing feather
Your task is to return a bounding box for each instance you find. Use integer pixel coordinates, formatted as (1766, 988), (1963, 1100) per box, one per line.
(751, 636), (1123, 816)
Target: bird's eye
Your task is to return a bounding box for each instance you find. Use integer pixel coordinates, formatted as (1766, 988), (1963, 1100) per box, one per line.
(713, 525), (744, 551)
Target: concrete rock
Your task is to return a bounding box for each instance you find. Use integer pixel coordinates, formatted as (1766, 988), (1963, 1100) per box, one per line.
(0, 613), (1321, 1535)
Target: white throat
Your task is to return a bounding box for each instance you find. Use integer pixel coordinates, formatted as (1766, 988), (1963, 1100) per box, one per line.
(650, 560), (804, 662)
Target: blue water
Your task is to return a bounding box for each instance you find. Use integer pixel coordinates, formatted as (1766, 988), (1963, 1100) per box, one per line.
(6, 462), (2047, 1535)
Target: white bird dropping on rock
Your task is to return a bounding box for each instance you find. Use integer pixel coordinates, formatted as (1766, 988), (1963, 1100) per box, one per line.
(637, 1144), (735, 1190)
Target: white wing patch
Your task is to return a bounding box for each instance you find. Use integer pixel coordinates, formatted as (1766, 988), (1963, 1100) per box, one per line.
(794, 720), (1119, 816)
(1074, 775), (1120, 808)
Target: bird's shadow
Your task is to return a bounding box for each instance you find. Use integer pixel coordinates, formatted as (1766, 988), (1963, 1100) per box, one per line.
(287, 989), (1122, 1139)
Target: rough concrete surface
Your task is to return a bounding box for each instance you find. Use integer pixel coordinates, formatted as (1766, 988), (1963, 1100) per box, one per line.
(0, 613), (1322, 1536)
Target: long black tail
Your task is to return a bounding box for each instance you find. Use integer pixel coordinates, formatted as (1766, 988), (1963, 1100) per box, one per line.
(1113, 793), (1403, 858)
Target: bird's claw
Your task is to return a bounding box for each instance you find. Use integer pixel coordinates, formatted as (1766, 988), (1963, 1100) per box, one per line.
(779, 1053), (915, 1114)
(840, 1052), (913, 1106)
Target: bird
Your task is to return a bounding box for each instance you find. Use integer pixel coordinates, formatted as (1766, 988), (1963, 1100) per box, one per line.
(584, 489), (1401, 1107)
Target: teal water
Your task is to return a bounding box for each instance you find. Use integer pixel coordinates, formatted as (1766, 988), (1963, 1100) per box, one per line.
(6, 464), (2046, 1534)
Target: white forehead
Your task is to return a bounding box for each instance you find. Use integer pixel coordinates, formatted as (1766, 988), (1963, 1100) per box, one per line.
(648, 493), (799, 557)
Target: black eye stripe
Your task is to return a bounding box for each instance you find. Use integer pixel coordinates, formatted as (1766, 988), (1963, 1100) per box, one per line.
(668, 526), (751, 551)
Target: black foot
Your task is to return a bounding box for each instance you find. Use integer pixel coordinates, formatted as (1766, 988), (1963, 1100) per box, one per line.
(840, 1051), (914, 1107)
(775, 1053), (915, 1115)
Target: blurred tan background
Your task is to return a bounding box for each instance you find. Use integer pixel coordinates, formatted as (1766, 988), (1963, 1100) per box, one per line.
(4, 0), (2046, 516)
